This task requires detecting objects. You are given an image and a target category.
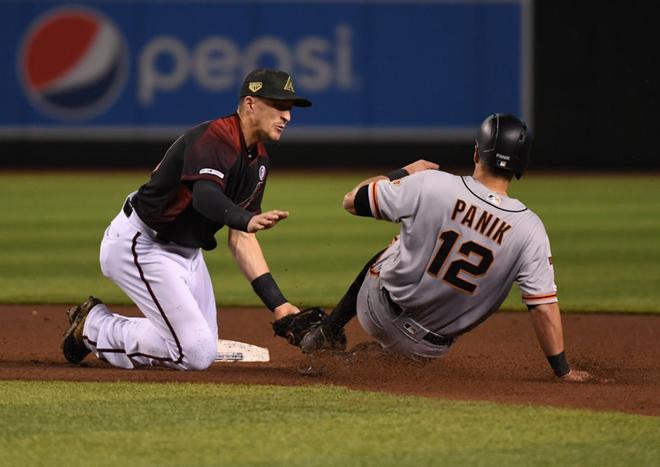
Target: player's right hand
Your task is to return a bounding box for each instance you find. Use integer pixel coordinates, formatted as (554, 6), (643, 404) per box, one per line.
(247, 210), (289, 233)
(404, 159), (440, 174)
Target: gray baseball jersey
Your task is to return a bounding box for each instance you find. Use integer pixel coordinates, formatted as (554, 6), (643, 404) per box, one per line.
(366, 170), (557, 337)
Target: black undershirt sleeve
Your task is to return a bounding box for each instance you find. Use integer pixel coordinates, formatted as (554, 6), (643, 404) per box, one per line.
(192, 179), (254, 232)
(353, 185), (373, 217)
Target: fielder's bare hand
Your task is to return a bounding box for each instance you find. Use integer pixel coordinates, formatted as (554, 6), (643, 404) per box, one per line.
(560, 369), (597, 383)
(247, 210), (289, 233)
(404, 159), (439, 175)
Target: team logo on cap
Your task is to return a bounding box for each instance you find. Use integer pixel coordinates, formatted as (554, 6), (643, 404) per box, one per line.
(283, 76), (295, 93)
(249, 82), (263, 93)
(19, 6), (128, 120)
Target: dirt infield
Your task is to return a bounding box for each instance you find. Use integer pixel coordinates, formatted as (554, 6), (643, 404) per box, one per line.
(1, 305), (658, 416)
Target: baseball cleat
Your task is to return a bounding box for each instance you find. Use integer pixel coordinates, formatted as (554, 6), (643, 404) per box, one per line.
(300, 324), (347, 354)
(61, 296), (103, 364)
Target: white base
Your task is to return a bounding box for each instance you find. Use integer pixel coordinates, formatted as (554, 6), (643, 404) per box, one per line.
(215, 339), (270, 362)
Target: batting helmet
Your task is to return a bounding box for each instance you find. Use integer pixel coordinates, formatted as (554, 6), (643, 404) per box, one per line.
(475, 113), (531, 179)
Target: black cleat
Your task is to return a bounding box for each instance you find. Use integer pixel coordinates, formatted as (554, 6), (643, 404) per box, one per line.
(300, 324), (347, 354)
(61, 296), (103, 364)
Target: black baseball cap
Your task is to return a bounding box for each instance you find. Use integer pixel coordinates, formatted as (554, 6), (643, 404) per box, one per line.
(240, 69), (312, 107)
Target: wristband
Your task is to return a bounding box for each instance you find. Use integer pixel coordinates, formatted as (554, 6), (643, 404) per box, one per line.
(353, 185), (372, 217)
(251, 273), (287, 311)
(547, 351), (571, 377)
(386, 168), (409, 181)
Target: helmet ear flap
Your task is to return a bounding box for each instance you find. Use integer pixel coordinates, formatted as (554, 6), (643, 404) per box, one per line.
(475, 113), (497, 164)
(513, 122), (530, 179)
(519, 122), (533, 178)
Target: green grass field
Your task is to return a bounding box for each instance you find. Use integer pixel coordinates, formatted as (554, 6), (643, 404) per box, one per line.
(2, 172), (659, 466)
(1, 172), (659, 311)
(1, 381), (658, 467)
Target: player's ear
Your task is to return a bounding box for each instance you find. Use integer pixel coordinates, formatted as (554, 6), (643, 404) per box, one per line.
(242, 96), (255, 113)
(473, 145), (480, 164)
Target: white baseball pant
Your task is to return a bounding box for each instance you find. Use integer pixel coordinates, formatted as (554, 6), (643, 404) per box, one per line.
(82, 194), (218, 370)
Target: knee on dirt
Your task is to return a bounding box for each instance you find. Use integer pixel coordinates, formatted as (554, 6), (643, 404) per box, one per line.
(177, 330), (217, 371)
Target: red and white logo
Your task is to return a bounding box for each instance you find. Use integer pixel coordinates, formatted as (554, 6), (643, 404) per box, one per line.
(19, 6), (128, 120)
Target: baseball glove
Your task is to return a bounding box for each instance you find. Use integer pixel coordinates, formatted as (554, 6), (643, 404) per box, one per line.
(272, 307), (327, 346)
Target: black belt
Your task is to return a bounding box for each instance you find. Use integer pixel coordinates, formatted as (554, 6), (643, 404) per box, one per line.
(123, 199), (170, 244)
(383, 288), (453, 347)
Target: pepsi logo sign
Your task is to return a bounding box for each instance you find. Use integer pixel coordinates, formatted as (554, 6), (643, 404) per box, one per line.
(19, 7), (128, 121)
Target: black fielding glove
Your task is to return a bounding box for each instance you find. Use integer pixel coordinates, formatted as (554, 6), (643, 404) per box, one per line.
(272, 307), (327, 346)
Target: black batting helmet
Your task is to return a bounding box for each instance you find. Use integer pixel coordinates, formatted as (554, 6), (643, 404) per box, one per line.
(475, 113), (531, 179)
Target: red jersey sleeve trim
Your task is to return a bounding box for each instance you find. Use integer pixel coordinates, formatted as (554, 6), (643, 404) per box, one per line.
(370, 182), (383, 219)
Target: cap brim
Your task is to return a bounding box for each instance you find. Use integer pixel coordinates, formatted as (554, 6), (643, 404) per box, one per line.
(291, 98), (312, 108)
(275, 97), (311, 107)
(241, 92), (312, 107)
(264, 93), (312, 107)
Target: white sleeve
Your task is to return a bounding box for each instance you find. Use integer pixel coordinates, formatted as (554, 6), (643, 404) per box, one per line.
(367, 172), (425, 222)
(516, 222), (559, 306)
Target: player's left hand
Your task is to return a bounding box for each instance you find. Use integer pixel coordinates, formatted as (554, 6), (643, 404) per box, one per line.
(247, 210), (289, 233)
(273, 302), (300, 320)
(272, 306), (327, 346)
(404, 159), (440, 174)
(560, 369), (597, 383)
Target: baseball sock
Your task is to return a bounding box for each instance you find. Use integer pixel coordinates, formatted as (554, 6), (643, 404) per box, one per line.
(325, 249), (385, 333)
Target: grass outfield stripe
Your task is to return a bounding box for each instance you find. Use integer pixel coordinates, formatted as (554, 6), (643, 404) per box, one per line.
(1, 172), (659, 312)
(0, 381), (658, 466)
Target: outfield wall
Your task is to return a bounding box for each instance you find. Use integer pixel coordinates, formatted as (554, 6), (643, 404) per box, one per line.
(0, 1), (655, 169)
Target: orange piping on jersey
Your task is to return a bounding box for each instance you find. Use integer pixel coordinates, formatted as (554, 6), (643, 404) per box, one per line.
(522, 293), (558, 300)
(371, 182), (382, 219)
(369, 245), (385, 276)
(369, 237), (398, 276)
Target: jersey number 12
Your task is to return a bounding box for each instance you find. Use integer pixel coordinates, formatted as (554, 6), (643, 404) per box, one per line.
(427, 230), (494, 294)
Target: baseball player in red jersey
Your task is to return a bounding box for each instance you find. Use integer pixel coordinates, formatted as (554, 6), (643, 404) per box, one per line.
(302, 114), (595, 382)
(62, 69), (310, 370)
